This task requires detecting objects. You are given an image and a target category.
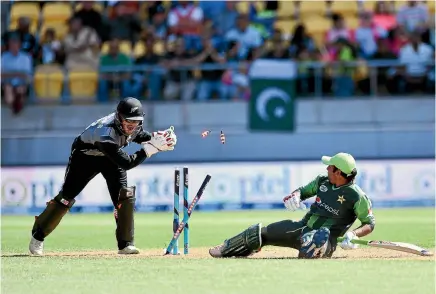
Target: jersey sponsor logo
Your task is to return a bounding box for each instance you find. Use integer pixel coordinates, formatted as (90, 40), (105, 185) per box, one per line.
(319, 185), (328, 192)
(315, 197), (340, 215)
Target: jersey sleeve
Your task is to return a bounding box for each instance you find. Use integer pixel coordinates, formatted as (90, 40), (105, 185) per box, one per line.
(132, 130), (152, 144)
(95, 140), (148, 170)
(353, 194), (376, 227)
(297, 175), (323, 200)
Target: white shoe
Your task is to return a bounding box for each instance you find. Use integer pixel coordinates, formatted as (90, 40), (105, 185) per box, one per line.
(29, 236), (44, 256)
(118, 245), (140, 255)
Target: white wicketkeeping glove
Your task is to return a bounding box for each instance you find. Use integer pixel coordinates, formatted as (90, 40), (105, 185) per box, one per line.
(340, 231), (359, 250)
(142, 127), (177, 157)
(283, 190), (306, 211)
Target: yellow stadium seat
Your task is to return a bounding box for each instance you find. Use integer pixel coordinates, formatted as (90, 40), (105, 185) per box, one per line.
(311, 31), (326, 48)
(154, 41), (165, 55)
(133, 42), (146, 58)
(133, 40), (164, 56)
(362, 1), (377, 12)
(354, 60), (369, 81)
(330, 1), (359, 16)
(253, 1), (265, 12)
(278, 1), (294, 17)
(34, 65), (64, 100)
(300, 1), (326, 17)
(347, 16), (360, 29)
(304, 17), (331, 34)
(425, 0), (435, 13)
(10, 3), (40, 24)
(42, 3), (73, 24)
(163, 1), (173, 7)
(74, 2), (104, 13)
(101, 41), (133, 56)
(68, 68), (98, 100)
(236, 1), (250, 14)
(274, 20), (298, 36)
(120, 42), (133, 55)
(40, 23), (68, 40)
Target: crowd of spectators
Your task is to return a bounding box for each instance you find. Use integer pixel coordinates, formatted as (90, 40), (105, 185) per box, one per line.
(1, 0), (435, 114)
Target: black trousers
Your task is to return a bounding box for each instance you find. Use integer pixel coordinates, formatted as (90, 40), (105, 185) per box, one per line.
(60, 148), (127, 207)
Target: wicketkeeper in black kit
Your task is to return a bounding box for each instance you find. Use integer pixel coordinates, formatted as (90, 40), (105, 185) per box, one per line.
(29, 97), (177, 255)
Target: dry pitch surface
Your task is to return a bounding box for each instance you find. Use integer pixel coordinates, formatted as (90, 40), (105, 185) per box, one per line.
(8, 246), (430, 260)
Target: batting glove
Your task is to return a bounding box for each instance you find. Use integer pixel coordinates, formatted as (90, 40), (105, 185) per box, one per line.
(339, 231), (359, 250)
(283, 190), (306, 211)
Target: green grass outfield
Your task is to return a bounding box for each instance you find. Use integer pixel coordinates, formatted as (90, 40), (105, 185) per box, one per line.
(2, 208), (435, 294)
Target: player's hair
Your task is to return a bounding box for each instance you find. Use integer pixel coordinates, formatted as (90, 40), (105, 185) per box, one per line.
(333, 167), (357, 183)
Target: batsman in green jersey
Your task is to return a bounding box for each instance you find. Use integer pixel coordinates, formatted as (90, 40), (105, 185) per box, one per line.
(209, 153), (376, 259)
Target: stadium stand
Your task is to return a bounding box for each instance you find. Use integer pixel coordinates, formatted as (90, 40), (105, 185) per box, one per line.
(1, 0), (434, 114)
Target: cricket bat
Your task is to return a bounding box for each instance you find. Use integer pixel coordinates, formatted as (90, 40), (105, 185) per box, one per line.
(337, 237), (433, 256)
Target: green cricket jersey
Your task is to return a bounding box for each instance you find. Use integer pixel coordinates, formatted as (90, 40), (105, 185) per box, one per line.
(298, 175), (375, 237)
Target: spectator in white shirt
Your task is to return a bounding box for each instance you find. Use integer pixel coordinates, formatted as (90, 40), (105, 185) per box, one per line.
(355, 11), (388, 59)
(396, 0), (429, 33)
(398, 32), (433, 93)
(225, 14), (263, 60)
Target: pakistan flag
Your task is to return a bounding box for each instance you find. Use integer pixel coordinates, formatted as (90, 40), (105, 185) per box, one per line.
(249, 59), (297, 132)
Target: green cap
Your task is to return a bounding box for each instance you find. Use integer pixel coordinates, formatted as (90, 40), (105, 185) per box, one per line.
(321, 153), (356, 176)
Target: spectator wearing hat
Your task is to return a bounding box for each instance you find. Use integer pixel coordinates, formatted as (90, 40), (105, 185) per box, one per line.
(1, 34), (32, 114)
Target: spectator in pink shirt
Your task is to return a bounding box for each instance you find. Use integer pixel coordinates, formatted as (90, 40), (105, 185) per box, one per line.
(388, 26), (409, 56)
(372, 1), (397, 30)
